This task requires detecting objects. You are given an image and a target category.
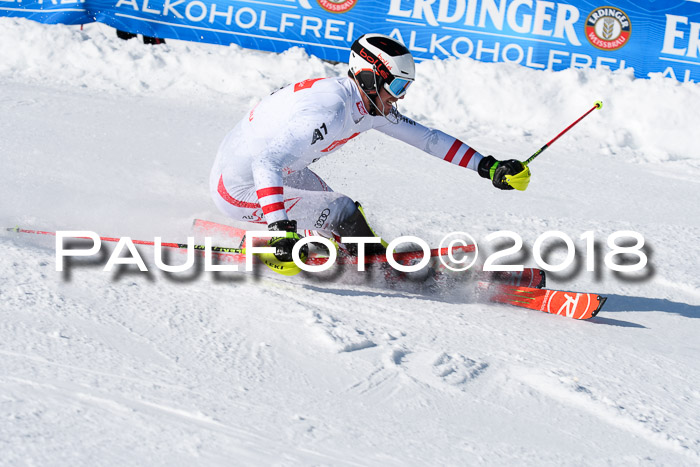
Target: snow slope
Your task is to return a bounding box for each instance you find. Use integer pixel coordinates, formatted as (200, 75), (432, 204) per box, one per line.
(1, 18), (699, 465)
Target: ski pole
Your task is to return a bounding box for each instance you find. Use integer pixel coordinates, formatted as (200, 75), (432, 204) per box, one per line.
(6, 227), (247, 254)
(505, 101), (603, 191)
(523, 100), (603, 167)
(6, 226), (475, 266)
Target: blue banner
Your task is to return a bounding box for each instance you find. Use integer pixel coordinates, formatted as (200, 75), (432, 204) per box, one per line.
(376, 0), (700, 82)
(0, 0), (91, 25)
(2, 0), (700, 82)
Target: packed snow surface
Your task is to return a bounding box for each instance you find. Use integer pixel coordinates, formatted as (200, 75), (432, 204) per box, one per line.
(1, 19), (699, 465)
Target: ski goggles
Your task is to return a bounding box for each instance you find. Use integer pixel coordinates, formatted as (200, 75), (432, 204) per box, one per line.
(385, 77), (413, 98)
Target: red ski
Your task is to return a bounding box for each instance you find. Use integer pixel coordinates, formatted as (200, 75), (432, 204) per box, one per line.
(478, 281), (606, 320)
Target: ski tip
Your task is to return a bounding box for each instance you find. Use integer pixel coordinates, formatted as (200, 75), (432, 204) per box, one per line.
(591, 295), (607, 318)
(537, 269), (546, 289)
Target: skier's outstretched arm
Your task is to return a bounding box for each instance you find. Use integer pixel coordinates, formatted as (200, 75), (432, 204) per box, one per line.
(374, 111), (529, 190)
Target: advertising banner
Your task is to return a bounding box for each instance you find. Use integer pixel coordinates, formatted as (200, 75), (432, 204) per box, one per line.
(374, 1), (700, 82)
(1, 0), (699, 82)
(0, 0), (91, 25)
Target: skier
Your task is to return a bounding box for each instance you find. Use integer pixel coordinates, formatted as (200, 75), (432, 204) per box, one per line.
(209, 33), (529, 273)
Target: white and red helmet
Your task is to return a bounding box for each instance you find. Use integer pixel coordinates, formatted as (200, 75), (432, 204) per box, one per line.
(348, 34), (415, 98)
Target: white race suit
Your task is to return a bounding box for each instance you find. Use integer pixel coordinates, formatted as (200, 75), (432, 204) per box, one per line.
(210, 76), (484, 236)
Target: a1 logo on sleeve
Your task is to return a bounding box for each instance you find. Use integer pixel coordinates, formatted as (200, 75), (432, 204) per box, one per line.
(311, 123), (328, 145)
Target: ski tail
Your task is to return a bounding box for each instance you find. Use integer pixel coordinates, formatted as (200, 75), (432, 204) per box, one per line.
(192, 218), (249, 248)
